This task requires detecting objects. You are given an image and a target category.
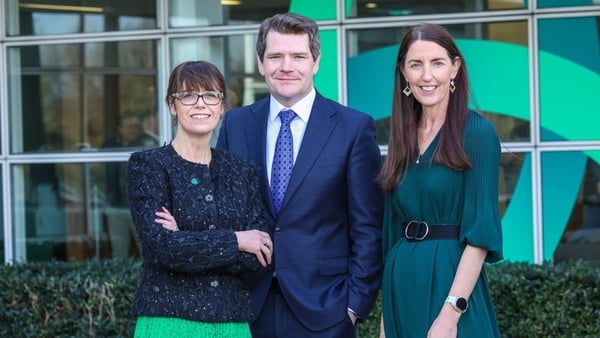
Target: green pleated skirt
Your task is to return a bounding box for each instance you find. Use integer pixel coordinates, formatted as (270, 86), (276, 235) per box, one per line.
(134, 316), (252, 338)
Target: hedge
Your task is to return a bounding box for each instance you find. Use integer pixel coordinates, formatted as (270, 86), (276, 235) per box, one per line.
(1, 258), (598, 337)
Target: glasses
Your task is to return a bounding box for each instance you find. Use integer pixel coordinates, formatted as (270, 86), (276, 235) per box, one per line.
(171, 91), (223, 106)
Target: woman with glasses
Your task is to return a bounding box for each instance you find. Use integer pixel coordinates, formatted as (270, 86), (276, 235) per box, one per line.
(127, 60), (272, 338)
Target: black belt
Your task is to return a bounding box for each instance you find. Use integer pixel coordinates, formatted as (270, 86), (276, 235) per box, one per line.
(402, 221), (459, 241)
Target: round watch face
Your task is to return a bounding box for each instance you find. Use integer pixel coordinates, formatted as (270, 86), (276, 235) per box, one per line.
(456, 297), (468, 311)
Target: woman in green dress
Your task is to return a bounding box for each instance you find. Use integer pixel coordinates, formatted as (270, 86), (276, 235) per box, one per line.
(378, 23), (503, 338)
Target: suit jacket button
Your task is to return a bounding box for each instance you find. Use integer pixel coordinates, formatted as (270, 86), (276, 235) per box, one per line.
(274, 227), (281, 232)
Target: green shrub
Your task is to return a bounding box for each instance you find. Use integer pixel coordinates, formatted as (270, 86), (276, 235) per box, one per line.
(1, 259), (598, 337)
(486, 260), (600, 338)
(0, 258), (139, 337)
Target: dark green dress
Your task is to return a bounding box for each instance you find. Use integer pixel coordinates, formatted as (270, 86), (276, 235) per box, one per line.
(382, 111), (503, 338)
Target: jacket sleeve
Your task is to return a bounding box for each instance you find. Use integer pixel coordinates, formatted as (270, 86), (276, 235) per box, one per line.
(127, 150), (264, 274)
(345, 114), (384, 319)
(236, 162), (270, 272)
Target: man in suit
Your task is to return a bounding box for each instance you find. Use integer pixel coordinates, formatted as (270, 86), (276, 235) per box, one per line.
(216, 12), (383, 338)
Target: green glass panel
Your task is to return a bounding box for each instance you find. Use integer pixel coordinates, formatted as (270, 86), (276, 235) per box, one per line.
(542, 152), (588, 261)
(314, 30), (339, 101)
(290, 0), (336, 20)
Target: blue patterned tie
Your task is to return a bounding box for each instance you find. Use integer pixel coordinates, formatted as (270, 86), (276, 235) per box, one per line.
(271, 109), (297, 214)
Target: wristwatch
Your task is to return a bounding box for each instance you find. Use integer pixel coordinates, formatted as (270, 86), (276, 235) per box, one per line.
(445, 295), (468, 313)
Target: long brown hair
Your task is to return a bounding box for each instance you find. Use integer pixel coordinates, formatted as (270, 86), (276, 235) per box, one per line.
(379, 23), (472, 192)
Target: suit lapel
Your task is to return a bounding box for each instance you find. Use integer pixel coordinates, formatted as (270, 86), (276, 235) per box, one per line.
(281, 95), (337, 212)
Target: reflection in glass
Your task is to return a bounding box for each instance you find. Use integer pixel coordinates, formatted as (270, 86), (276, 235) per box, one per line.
(168, 0), (290, 28)
(375, 118), (390, 146)
(538, 0), (599, 8)
(565, 158), (600, 243)
(347, 21), (527, 65)
(347, 0), (525, 18)
(7, 0), (157, 36)
(7, 40), (158, 153)
(500, 152), (525, 213)
(555, 154), (600, 263)
(12, 162), (142, 262)
(101, 113), (159, 151)
(539, 16), (600, 142)
(489, 115), (530, 143)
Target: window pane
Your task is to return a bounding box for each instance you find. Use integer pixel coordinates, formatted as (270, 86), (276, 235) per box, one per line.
(347, 0), (525, 18)
(501, 151), (534, 261)
(552, 151), (600, 262)
(0, 175), (3, 262)
(7, 40), (159, 153)
(500, 151), (526, 210)
(168, 0), (335, 28)
(539, 16), (600, 141)
(492, 116), (530, 143)
(6, 0), (157, 36)
(538, 0), (600, 8)
(169, 0), (289, 27)
(347, 21), (529, 146)
(12, 161), (141, 262)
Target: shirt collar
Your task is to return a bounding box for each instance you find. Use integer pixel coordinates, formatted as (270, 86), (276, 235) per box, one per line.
(269, 88), (316, 123)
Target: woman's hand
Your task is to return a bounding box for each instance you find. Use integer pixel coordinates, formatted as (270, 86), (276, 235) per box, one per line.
(235, 230), (273, 267)
(427, 301), (460, 338)
(155, 206), (178, 231)
(154, 207), (272, 266)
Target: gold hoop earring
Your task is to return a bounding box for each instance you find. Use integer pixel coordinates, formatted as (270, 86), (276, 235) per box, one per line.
(403, 85), (412, 96)
(449, 79), (456, 93)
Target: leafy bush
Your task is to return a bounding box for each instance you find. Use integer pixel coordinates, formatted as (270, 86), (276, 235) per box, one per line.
(0, 258), (139, 337)
(1, 259), (598, 337)
(487, 260), (600, 337)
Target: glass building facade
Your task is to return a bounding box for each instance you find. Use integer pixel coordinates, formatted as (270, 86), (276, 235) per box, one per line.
(1, 0), (599, 264)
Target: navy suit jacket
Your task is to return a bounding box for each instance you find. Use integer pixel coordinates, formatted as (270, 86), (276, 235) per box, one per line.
(216, 92), (383, 331)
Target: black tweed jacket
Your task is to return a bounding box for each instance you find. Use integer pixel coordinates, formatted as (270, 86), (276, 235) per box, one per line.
(127, 144), (268, 323)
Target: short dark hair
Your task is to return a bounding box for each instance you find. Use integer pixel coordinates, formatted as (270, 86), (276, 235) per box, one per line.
(165, 60), (228, 110)
(256, 13), (321, 62)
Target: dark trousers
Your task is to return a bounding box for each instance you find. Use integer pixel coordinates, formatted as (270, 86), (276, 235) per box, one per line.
(250, 282), (356, 338)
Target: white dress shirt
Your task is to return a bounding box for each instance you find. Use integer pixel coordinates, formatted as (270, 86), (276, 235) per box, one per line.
(266, 88), (315, 183)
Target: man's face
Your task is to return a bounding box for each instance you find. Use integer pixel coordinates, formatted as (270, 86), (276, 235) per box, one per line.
(257, 31), (320, 107)
(119, 117), (142, 145)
